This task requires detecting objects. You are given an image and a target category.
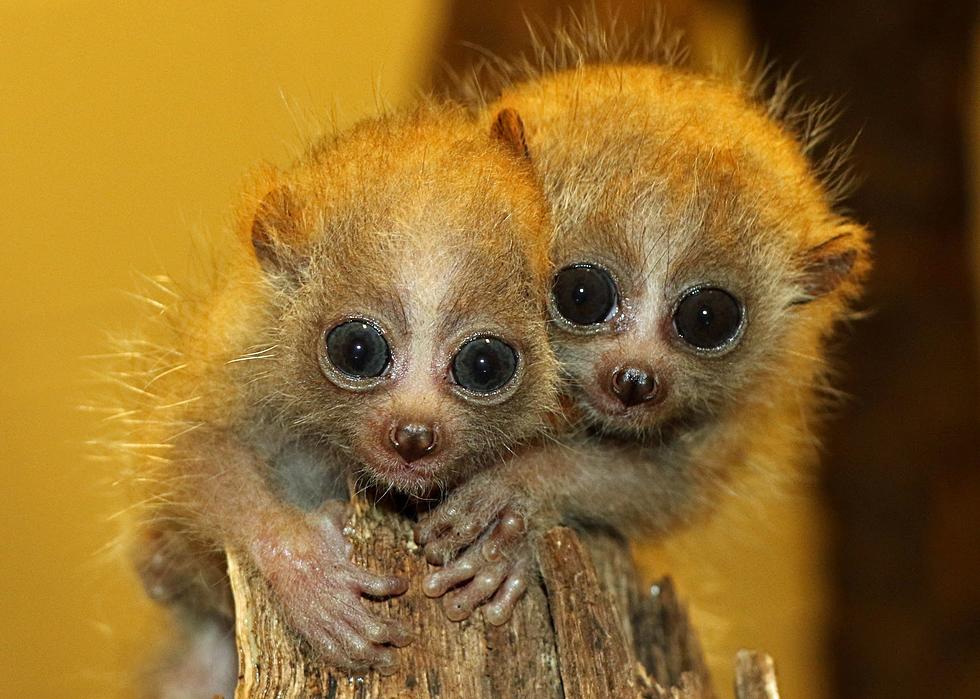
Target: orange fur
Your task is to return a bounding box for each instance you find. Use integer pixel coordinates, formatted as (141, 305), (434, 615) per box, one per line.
(416, 21), (870, 627)
(487, 63), (870, 511)
(110, 102), (559, 684)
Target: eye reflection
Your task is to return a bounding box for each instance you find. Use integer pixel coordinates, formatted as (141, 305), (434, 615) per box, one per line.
(325, 320), (390, 378)
(452, 336), (518, 394)
(551, 264), (618, 326)
(673, 287), (743, 350)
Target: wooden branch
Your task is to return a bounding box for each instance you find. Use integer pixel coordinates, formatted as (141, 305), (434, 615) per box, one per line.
(536, 528), (639, 698)
(228, 500), (781, 698)
(734, 651), (780, 699)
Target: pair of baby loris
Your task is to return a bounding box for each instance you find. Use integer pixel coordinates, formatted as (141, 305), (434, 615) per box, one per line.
(122, 46), (869, 691)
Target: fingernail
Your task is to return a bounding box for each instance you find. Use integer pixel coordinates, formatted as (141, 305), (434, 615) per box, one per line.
(482, 539), (502, 561)
(424, 548), (445, 566)
(376, 660), (399, 677)
(485, 604), (508, 626)
(446, 602), (471, 622)
(422, 575), (443, 597)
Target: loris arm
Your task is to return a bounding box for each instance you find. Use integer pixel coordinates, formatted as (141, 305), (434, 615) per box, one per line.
(141, 430), (411, 672)
(414, 437), (700, 624)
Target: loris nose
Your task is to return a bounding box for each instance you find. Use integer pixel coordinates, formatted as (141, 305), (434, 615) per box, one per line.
(389, 422), (437, 463)
(611, 367), (659, 407)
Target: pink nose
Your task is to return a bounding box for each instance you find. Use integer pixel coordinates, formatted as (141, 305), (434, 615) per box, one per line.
(611, 367), (659, 407)
(389, 422), (437, 463)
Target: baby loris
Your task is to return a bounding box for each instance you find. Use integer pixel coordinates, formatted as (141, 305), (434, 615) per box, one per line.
(415, 58), (870, 626)
(120, 103), (558, 692)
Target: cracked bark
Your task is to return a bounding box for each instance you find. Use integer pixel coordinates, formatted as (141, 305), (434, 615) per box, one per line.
(228, 499), (779, 698)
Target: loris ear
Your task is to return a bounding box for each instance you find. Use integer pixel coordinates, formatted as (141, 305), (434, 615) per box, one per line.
(250, 186), (302, 274)
(490, 108), (531, 160)
(795, 223), (871, 302)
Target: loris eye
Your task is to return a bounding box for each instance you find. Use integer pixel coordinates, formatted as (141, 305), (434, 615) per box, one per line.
(551, 263), (619, 326)
(673, 287), (743, 350)
(325, 320), (390, 379)
(452, 336), (518, 394)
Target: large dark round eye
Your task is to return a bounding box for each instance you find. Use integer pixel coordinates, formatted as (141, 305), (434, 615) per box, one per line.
(551, 263), (618, 326)
(673, 287), (743, 350)
(451, 336), (518, 394)
(325, 320), (390, 379)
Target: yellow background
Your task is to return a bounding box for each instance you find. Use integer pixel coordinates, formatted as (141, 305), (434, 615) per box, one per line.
(1, 2), (825, 696)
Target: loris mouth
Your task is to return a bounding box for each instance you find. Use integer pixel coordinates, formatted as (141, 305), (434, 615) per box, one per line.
(580, 399), (650, 436)
(572, 385), (682, 442)
(577, 392), (711, 449)
(574, 384), (648, 422)
(354, 444), (446, 498)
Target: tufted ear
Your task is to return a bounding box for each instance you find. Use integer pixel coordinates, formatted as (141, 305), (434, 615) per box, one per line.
(795, 223), (871, 302)
(490, 108), (531, 161)
(250, 186), (302, 274)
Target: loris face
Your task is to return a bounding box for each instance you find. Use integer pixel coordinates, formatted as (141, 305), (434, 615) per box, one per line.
(285, 242), (554, 497)
(245, 109), (556, 497)
(544, 145), (866, 441)
(486, 65), (869, 443)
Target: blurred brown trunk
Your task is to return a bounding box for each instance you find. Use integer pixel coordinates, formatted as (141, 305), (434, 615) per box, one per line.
(429, 0), (699, 93)
(746, 1), (980, 698)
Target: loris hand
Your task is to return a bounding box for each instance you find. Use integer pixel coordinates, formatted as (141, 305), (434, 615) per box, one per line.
(413, 478), (535, 626)
(249, 506), (411, 674)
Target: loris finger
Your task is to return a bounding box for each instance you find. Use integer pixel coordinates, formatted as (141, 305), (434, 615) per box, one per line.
(349, 568), (409, 598)
(330, 620), (400, 675)
(484, 563), (530, 626)
(316, 602), (407, 667)
(442, 560), (511, 622)
(480, 507), (526, 561)
(422, 553), (480, 598)
(422, 509), (527, 598)
(420, 510), (505, 565)
(353, 613), (413, 648)
(372, 647), (400, 677)
(414, 509), (487, 560)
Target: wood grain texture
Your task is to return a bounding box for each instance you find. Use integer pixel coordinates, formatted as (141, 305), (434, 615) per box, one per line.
(734, 651), (780, 699)
(231, 498), (561, 698)
(229, 500), (778, 698)
(537, 527), (639, 698)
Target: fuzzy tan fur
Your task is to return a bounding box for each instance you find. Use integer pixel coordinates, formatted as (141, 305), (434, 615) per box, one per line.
(111, 103), (559, 686)
(416, 16), (870, 626)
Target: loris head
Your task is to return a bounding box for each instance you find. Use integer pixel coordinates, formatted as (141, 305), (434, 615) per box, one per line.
(238, 105), (556, 496)
(493, 65), (870, 441)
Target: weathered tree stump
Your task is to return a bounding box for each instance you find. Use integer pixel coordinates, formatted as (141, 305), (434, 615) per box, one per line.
(228, 499), (780, 698)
